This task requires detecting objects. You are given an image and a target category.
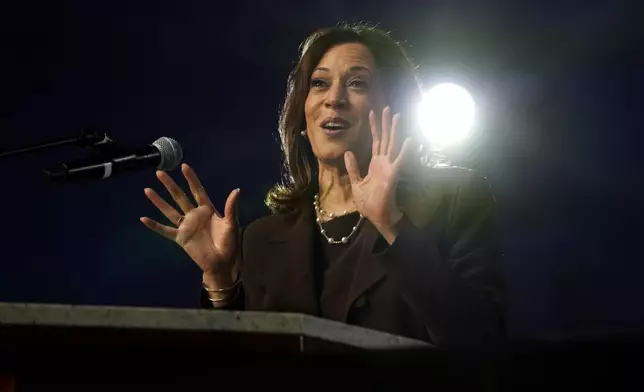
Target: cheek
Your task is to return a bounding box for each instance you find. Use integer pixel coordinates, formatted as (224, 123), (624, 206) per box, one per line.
(305, 92), (320, 116)
(354, 92), (384, 120)
(354, 101), (375, 133)
(365, 89), (387, 117)
(304, 96), (313, 120)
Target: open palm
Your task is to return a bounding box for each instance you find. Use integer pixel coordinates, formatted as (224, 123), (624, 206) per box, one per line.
(140, 164), (240, 276)
(344, 106), (412, 229)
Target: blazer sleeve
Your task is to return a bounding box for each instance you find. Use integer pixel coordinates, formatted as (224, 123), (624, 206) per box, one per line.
(374, 170), (507, 349)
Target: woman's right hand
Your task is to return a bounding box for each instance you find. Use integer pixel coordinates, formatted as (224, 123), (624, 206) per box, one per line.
(140, 163), (241, 283)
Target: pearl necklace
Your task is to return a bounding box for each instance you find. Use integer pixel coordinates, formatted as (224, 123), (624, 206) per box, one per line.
(313, 194), (364, 244)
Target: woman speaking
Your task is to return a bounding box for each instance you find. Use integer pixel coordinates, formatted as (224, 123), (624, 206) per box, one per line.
(140, 24), (506, 348)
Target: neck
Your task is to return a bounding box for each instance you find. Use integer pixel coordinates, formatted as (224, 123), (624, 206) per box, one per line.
(316, 159), (355, 213)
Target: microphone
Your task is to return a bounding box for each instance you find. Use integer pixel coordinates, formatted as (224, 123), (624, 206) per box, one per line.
(43, 137), (183, 183)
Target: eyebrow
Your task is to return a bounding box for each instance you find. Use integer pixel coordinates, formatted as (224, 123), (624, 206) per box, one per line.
(313, 66), (372, 74)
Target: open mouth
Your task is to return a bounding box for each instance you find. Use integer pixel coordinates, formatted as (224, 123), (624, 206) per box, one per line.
(320, 117), (351, 136)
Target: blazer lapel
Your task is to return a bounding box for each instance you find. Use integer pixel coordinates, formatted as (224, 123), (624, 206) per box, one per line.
(343, 221), (387, 320)
(263, 204), (319, 315)
(342, 176), (443, 321)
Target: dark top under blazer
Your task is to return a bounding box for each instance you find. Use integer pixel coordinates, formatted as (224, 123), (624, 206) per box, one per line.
(201, 165), (507, 348)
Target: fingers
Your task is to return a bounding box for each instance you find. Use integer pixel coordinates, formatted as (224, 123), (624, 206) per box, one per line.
(182, 163), (213, 207)
(393, 137), (413, 170)
(140, 217), (177, 240)
(144, 187), (183, 226)
(223, 188), (241, 220)
(387, 113), (401, 159)
(380, 106), (391, 155)
(370, 106), (399, 157)
(344, 151), (362, 184)
(369, 110), (380, 157)
(156, 170), (195, 213)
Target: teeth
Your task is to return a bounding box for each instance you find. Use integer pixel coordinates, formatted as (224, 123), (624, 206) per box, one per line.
(324, 122), (346, 129)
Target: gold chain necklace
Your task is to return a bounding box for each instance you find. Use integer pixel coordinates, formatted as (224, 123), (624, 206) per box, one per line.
(313, 194), (364, 244)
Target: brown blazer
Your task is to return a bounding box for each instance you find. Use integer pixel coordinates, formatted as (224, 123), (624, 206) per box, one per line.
(201, 165), (507, 349)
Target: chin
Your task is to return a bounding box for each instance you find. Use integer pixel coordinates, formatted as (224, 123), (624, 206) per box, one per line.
(312, 130), (366, 164)
(316, 145), (350, 163)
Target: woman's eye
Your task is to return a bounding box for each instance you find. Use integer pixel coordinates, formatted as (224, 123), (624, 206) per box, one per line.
(349, 80), (369, 89)
(310, 78), (327, 88)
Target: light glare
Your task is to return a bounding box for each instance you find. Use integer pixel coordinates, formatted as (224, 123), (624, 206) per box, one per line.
(417, 83), (476, 149)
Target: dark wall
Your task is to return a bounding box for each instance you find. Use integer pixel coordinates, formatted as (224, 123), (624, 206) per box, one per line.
(1, 0), (642, 341)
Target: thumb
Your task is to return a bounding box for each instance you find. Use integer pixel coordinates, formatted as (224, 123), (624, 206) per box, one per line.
(223, 188), (241, 220)
(344, 151), (362, 184)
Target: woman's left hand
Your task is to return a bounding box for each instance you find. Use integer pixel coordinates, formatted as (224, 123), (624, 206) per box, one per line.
(344, 106), (413, 244)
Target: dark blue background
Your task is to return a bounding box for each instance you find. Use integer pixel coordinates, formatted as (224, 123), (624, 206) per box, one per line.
(1, 0), (642, 341)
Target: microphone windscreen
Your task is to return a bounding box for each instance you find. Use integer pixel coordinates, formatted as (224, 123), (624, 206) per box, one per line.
(153, 137), (183, 170)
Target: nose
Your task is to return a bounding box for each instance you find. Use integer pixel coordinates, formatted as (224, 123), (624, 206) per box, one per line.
(325, 98), (347, 110)
(324, 84), (348, 110)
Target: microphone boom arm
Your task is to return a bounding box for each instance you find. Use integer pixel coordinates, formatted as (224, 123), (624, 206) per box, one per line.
(0, 130), (111, 160)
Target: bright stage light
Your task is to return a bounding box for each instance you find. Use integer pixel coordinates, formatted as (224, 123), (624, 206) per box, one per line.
(417, 83), (476, 149)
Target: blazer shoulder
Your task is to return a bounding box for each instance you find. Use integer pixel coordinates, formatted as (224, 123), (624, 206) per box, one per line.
(424, 166), (487, 185)
(243, 212), (278, 235)
(422, 165), (493, 194)
(401, 165), (495, 228)
(241, 210), (293, 243)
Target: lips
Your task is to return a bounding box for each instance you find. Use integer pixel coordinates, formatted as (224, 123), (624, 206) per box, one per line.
(320, 116), (351, 136)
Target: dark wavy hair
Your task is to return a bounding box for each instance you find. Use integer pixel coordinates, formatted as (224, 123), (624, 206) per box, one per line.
(266, 23), (426, 214)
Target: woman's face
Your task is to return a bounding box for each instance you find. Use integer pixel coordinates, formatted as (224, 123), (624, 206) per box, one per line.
(304, 42), (386, 165)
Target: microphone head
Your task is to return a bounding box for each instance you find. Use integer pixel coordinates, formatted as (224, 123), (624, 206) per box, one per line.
(152, 137), (183, 170)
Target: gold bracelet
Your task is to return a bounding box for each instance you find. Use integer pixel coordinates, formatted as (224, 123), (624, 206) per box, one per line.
(207, 283), (241, 308)
(208, 294), (231, 303)
(202, 278), (241, 293)
(208, 296), (231, 308)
